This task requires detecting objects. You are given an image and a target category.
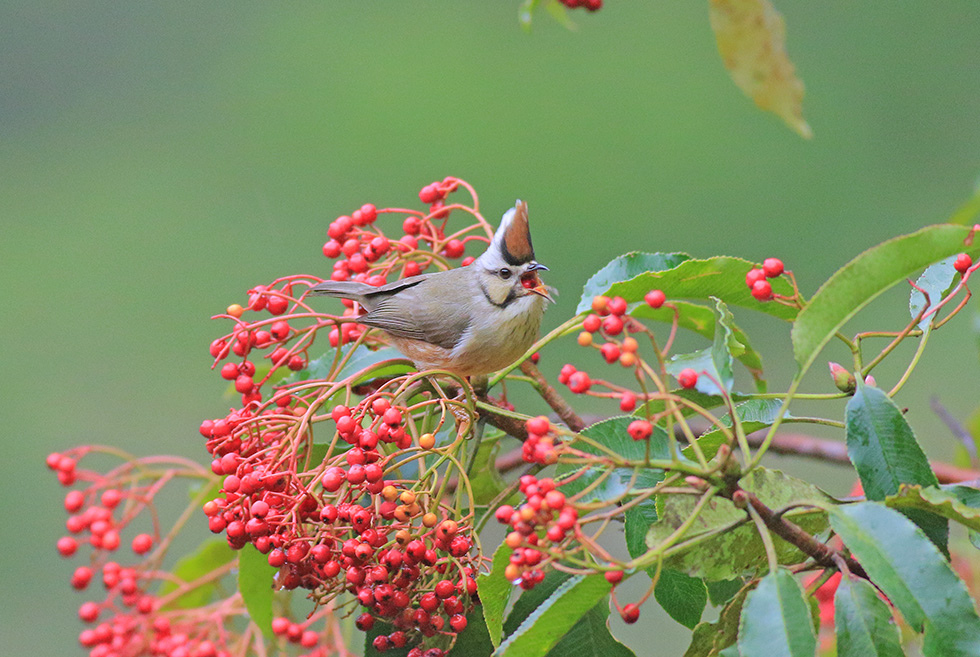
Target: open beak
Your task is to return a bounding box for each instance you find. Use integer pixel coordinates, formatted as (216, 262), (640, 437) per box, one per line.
(521, 266), (555, 303)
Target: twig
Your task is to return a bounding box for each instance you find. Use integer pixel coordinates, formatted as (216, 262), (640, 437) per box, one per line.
(519, 361), (587, 432)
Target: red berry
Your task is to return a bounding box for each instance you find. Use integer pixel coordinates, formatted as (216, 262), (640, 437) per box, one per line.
(602, 314), (624, 336)
(78, 601), (100, 623)
(449, 614), (468, 632)
(644, 289), (666, 309)
(600, 342), (621, 364)
(131, 534), (153, 554)
(434, 579), (455, 598)
(220, 362), (239, 380)
(526, 416), (550, 436)
(321, 467), (345, 492)
(954, 253), (973, 274)
(323, 240), (342, 258)
(444, 239), (465, 259)
(619, 392), (637, 412)
(568, 371), (592, 394)
(745, 268), (766, 288)
(57, 536), (78, 557)
(751, 279), (773, 301)
(763, 257), (784, 278)
(627, 420), (653, 441)
(621, 603), (640, 623)
(604, 570), (624, 585)
(607, 296), (628, 316)
(582, 314), (602, 333)
(677, 368), (698, 389)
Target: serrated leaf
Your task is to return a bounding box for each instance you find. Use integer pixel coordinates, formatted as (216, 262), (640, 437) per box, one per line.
(886, 484), (980, 532)
(238, 543), (276, 640)
(792, 224), (980, 372)
(683, 584), (753, 657)
(631, 299), (765, 386)
(834, 575), (903, 657)
(737, 569), (816, 656)
(910, 256), (958, 330)
(587, 255), (798, 321)
(494, 574), (611, 657)
(158, 539), (234, 609)
(709, 0), (811, 139)
(479, 543), (514, 648)
(654, 569), (707, 629)
(647, 468), (830, 580)
(556, 416), (668, 503)
(829, 502), (980, 656)
(845, 382), (947, 552)
(577, 252), (692, 314)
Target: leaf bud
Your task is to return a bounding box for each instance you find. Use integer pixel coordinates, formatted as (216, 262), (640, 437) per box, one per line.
(828, 362), (856, 394)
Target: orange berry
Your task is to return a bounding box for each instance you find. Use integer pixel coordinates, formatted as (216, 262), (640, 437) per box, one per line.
(226, 304), (244, 318)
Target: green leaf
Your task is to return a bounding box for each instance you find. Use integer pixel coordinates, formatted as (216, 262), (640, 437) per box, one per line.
(654, 569), (707, 629)
(665, 298), (745, 395)
(583, 255), (798, 320)
(829, 502), (980, 656)
(157, 539), (235, 609)
(556, 416), (668, 504)
(706, 578), (745, 607)
(518, 0), (540, 32)
(494, 574), (612, 657)
(686, 398), (790, 462)
(448, 601), (495, 657)
(910, 256), (958, 330)
(631, 299), (765, 387)
(479, 543), (514, 648)
(737, 569), (816, 657)
(238, 543), (276, 640)
(833, 575), (903, 657)
(503, 570), (569, 637)
(792, 224), (980, 372)
(624, 501), (659, 559)
(469, 437), (508, 505)
(577, 252), (692, 313)
(683, 583), (753, 657)
(845, 382), (946, 552)
(647, 468), (830, 580)
(543, 599), (636, 657)
(886, 484), (980, 532)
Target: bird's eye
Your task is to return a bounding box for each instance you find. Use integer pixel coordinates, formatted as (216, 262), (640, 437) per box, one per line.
(498, 268), (512, 280)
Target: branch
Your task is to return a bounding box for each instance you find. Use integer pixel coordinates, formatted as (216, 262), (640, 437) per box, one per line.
(738, 489), (868, 580)
(519, 361), (587, 432)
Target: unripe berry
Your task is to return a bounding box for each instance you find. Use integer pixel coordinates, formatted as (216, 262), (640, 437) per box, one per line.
(419, 432), (436, 449)
(577, 331), (593, 347)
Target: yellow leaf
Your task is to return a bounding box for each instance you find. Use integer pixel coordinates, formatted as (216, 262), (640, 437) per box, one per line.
(709, 0), (812, 139)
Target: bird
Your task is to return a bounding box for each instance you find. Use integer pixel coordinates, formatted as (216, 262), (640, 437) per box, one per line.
(309, 200), (553, 377)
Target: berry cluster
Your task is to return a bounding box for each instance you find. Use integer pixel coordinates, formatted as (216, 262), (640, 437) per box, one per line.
(494, 473), (577, 589)
(745, 257), (784, 302)
(523, 415), (559, 465)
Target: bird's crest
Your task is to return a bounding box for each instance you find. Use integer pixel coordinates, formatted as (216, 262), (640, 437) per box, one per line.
(492, 200), (535, 266)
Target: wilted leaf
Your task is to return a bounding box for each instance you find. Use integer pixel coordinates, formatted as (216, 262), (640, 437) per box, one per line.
(709, 0), (811, 138)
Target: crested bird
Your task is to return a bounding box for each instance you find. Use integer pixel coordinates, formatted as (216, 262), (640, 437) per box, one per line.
(310, 200), (553, 377)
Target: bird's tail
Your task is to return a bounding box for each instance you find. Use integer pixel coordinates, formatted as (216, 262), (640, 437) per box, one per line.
(308, 280), (376, 306)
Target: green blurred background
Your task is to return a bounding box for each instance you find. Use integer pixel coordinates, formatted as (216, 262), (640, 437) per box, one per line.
(3, 2), (980, 654)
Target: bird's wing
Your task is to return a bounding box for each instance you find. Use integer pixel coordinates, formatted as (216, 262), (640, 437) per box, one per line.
(359, 272), (470, 351)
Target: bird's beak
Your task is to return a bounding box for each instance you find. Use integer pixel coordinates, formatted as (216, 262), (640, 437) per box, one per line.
(521, 268), (555, 303)
(527, 262), (549, 272)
